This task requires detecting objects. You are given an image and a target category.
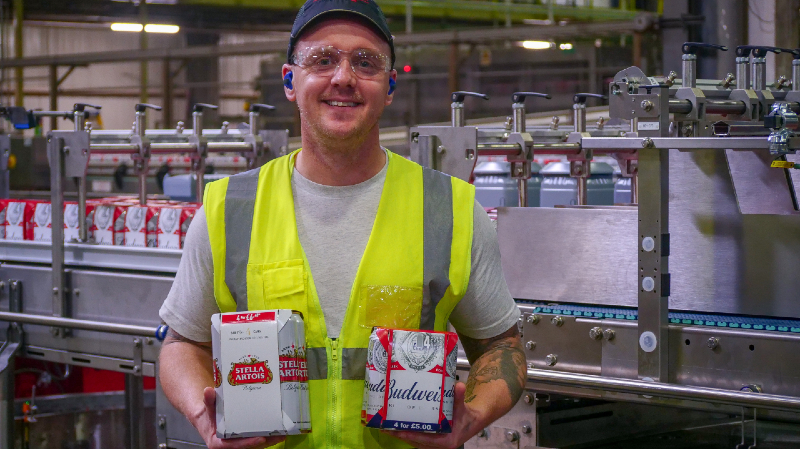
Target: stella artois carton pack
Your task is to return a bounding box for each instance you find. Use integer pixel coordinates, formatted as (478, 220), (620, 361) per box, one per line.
(362, 328), (458, 433)
(90, 202), (117, 245)
(0, 200), (36, 240)
(32, 202), (52, 242)
(156, 206), (183, 249)
(211, 309), (310, 439)
(179, 205), (198, 249)
(31, 201), (96, 243)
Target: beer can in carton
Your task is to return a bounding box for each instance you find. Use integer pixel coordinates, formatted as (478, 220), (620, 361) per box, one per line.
(0, 200), (35, 240)
(211, 310), (310, 439)
(363, 328), (458, 433)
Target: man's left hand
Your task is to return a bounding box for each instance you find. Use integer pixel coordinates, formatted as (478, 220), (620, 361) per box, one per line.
(382, 382), (480, 449)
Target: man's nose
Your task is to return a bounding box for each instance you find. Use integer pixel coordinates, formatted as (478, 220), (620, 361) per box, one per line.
(331, 58), (357, 87)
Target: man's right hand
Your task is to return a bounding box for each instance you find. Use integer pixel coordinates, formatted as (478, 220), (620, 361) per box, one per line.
(196, 387), (287, 449)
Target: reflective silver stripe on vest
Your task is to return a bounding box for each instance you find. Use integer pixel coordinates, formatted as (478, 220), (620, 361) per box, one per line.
(420, 167), (454, 331)
(224, 168), (261, 312)
(306, 347), (328, 380)
(342, 348), (369, 380)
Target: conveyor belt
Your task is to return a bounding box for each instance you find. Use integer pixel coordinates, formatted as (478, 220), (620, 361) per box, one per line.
(518, 301), (800, 333)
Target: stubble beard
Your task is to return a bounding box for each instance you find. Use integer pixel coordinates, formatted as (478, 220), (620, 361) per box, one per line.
(299, 105), (381, 162)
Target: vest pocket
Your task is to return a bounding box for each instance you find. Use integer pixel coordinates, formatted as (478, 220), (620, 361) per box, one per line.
(358, 285), (423, 330)
(248, 260), (309, 318)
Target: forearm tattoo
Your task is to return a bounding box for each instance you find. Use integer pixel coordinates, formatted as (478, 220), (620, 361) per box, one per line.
(460, 326), (526, 405)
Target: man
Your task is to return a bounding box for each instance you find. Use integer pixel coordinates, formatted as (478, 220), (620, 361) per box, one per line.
(158, 1), (526, 448)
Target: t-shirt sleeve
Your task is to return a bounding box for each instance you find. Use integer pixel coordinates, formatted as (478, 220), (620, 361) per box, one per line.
(448, 200), (521, 340)
(158, 206), (219, 342)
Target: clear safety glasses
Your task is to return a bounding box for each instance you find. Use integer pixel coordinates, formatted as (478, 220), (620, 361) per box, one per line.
(291, 46), (392, 80)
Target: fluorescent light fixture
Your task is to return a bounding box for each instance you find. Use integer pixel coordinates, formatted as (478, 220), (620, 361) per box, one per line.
(110, 23), (143, 32)
(559, 43), (574, 50)
(521, 40), (553, 50)
(144, 24), (180, 33)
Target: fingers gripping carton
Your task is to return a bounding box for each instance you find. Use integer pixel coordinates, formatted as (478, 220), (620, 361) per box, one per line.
(363, 328), (459, 433)
(212, 310), (310, 439)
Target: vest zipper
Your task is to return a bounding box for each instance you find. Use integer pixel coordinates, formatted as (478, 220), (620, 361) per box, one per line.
(329, 338), (339, 448)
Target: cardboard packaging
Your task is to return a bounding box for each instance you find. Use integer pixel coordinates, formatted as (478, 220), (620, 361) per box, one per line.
(362, 328), (458, 433)
(212, 310), (310, 439)
(121, 205), (158, 247)
(91, 203), (117, 245)
(0, 200), (35, 240)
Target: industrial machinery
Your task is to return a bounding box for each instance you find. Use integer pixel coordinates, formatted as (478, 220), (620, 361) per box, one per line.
(2, 41), (800, 448)
(411, 43), (800, 448)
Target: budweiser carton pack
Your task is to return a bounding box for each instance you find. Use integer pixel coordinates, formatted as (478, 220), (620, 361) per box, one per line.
(120, 205), (159, 247)
(212, 310), (311, 439)
(0, 200), (36, 240)
(156, 205), (197, 249)
(362, 328), (458, 433)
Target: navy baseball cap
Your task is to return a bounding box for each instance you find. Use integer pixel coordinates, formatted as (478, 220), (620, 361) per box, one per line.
(288, 0), (396, 68)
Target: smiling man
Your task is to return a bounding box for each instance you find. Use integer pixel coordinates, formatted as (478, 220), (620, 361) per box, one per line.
(157, 1), (526, 448)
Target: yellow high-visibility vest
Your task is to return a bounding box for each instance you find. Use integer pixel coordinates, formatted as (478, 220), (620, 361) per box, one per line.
(204, 150), (474, 448)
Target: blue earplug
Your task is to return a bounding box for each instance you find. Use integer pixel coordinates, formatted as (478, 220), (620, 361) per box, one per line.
(284, 72), (294, 89)
(388, 78), (396, 95)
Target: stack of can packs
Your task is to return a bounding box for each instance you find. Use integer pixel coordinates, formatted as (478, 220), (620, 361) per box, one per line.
(362, 328), (459, 433)
(211, 310), (310, 439)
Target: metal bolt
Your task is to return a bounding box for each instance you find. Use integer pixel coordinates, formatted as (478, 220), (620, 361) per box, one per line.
(53, 287), (59, 295)
(506, 430), (520, 442)
(64, 146), (70, 155)
(437, 145), (446, 154)
(0, 281), (5, 290)
(134, 338), (142, 348)
(73, 288), (80, 296)
(478, 429), (488, 438)
(545, 354), (558, 366)
(603, 329), (616, 341)
(158, 417), (167, 429)
(775, 75), (789, 90)
(133, 365), (141, 374)
(682, 124), (694, 137)
(641, 100), (654, 112)
(721, 73), (735, 88)
(526, 313), (540, 324)
(523, 393), (534, 405)
(159, 445), (167, 449)
(550, 316), (564, 327)
(707, 337), (720, 350)
(504, 116), (513, 130)
(522, 424), (532, 434)
(145, 337), (153, 345)
(741, 384), (763, 393)
(51, 328), (61, 337)
(465, 148), (475, 160)
(176, 121), (185, 133)
(589, 327), (603, 340)
(525, 341), (536, 350)
(527, 362), (535, 369)
(641, 137), (655, 149)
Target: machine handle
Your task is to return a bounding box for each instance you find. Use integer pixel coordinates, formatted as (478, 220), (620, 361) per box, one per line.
(512, 92), (551, 104)
(73, 103), (102, 112)
(451, 91), (489, 103)
(682, 42), (728, 55)
(573, 93), (608, 104)
(735, 45), (782, 58)
(776, 48), (800, 59)
(250, 103), (276, 114)
(193, 103), (219, 113)
(135, 103), (162, 112)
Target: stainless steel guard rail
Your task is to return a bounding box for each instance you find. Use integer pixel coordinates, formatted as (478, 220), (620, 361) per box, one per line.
(0, 311), (168, 341)
(456, 358), (800, 413)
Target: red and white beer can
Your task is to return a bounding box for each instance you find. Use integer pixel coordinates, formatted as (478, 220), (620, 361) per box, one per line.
(212, 309), (311, 439)
(363, 328), (459, 433)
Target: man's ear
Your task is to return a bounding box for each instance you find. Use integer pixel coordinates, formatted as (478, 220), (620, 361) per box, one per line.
(385, 70), (397, 106)
(282, 64), (296, 102)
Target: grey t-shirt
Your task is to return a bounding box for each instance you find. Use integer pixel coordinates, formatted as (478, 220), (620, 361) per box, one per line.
(159, 160), (519, 341)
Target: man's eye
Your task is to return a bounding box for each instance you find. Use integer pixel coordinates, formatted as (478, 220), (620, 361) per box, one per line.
(316, 57), (333, 66)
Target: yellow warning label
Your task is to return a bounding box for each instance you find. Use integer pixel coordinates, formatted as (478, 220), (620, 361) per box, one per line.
(771, 160), (796, 169)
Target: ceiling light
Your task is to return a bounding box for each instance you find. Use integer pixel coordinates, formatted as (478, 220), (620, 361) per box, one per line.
(559, 43), (574, 50)
(144, 24), (180, 33)
(521, 40), (553, 50)
(110, 23), (143, 32)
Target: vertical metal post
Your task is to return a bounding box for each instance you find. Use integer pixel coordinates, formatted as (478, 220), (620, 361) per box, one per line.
(134, 110), (147, 206)
(451, 102), (465, 127)
(192, 110), (205, 201)
(573, 103), (587, 133)
(49, 65), (58, 131)
(405, 0), (412, 33)
(681, 53), (697, 88)
(48, 134), (66, 325)
(512, 103), (526, 133)
(792, 59), (800, 92)
(637, 143), (670, 381)
(518, 178), (528, 207)
(13, 0), (23, 107)
(162, 58), (173, 128)
(751, 56), (766, 91)
(125, 373), (145, 449)
(74, 110), (88, 242)
(631, 168), (639, 204)
(0, 281), (22, 449)
(139, 2), (148, 105)
(736, 57), (750, 90)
